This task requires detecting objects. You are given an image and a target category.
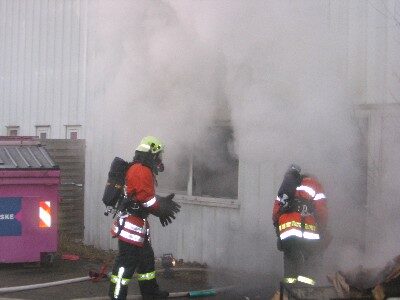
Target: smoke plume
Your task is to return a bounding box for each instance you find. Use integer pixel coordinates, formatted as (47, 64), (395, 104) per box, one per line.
(92, 0), (398, 279)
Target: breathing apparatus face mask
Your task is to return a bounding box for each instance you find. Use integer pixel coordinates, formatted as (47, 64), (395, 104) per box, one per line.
(155, 152), (164, 173)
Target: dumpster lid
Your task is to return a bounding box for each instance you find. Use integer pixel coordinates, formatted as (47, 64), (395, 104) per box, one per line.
(0, 137), (58, 169)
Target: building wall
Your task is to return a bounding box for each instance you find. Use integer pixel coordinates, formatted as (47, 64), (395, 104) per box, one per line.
(148, 161), (279, 273)
(0, 0), (88, 138)
(1, 0), (400, 272)
(151, 1), (399, 269)
(359, 104), (400, 263)
(41, 139), (86, 239)
(348, 1), (400, 260)
(83, 1), (400, 273)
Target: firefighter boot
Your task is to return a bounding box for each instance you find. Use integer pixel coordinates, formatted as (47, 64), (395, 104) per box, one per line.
(139, 279), (169, 299)
(109, 281), (129, 300)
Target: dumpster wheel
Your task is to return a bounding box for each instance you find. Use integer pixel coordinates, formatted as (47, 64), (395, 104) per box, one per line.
(40, 252), (55, 267)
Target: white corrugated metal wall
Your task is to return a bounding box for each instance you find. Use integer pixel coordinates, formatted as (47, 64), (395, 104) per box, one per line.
(149, 161), (278, 272)
(0, 0), (87, 138)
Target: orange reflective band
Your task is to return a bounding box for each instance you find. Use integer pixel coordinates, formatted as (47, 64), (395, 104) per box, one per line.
(39, 201), (52, 228)
(279, 221), (301, 231)
(304, 224), (317, 231)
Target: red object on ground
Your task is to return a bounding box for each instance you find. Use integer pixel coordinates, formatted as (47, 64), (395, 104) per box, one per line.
(62, 254), (80, 261)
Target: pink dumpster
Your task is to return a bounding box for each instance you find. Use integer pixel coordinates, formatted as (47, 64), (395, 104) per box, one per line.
(0, 137), (60, 264)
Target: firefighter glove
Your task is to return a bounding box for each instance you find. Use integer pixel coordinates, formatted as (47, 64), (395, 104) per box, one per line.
(157, 193), (181, 218)
(159, 214), (175, 227)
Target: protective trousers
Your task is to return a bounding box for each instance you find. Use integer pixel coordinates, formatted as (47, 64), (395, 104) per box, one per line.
(109, 239), (167, 300)
(282, 238), (322, 286)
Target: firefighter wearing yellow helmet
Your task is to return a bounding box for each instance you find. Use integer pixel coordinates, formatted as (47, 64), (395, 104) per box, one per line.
(109, 136), (180, 300)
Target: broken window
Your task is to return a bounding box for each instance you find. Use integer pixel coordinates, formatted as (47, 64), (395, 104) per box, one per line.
(192, 125), (238, 199)
(159, 124), (238, 200)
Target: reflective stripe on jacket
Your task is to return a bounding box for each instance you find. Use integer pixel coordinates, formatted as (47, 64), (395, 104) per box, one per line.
(278, 212), (320, 240)
(273, 176), (328, 241)
(111, 217), (150, 247)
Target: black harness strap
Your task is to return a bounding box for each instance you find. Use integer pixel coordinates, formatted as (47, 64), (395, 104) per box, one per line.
(112, 217), (126, 238)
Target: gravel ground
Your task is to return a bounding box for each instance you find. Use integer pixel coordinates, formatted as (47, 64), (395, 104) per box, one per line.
(0, 257), (277, 300)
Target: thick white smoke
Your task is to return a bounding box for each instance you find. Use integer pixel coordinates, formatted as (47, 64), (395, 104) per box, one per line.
(93, 1), (221, 169)
(92, 0), (397, 277)
(169, 0), (367, 273)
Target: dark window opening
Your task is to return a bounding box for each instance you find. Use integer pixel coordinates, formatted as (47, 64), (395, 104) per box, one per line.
(157, 125), (238, 200)
(192, 126), (238, 199)
(70, 132), (78, 140)
(9, 130), (18, 136)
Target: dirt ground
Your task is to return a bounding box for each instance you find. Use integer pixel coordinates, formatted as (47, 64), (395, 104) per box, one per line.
(0, 259), (277, 300)
(0, 238), (277, 300)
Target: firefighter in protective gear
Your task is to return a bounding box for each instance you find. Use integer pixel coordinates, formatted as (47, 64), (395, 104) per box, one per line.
(272, 164), (329, 286)
(109, 136), (181, 300)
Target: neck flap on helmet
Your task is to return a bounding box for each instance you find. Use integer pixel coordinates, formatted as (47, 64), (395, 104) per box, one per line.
(133, 150), (163, 175)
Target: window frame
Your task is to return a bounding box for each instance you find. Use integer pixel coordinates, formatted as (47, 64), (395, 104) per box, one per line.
(6, 126), (19, 136)
(35, 125), (51, 139)
(158, 122), (240, 209)
(65, 125), (82, 140)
